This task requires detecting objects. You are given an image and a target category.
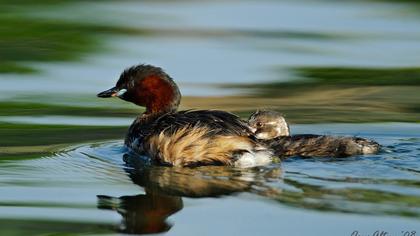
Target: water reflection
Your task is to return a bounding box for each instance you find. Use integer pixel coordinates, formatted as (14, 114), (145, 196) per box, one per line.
(98, 192), (182, 234)
(96, 153), (283, 234)
(124, 154), (283, 197)
(1, 135), (420, 235)
(92, 146), (420, 235)
(96, 135), (420, 234)
(276, 178), (420, 217)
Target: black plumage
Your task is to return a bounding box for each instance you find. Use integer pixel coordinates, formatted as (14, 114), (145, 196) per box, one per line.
(261, 133), (380, 158)
(125, 109), (254, 147)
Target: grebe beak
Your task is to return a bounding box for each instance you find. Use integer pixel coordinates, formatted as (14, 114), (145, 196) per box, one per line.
(97, 87), (127, 98)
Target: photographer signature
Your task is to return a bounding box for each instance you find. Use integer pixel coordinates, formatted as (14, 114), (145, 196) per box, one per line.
(351, 231), (416, 236)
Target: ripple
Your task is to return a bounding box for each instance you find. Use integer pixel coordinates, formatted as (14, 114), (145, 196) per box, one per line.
(0, 126), (420, 236)
(0, 141), (134, 188)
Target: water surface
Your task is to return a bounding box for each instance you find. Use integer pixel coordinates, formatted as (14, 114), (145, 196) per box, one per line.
(1, 0), (420, 235)
(1, 123), (420, 235)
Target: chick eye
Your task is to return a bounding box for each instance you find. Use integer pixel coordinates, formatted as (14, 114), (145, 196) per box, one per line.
(256, 122), (262, 127)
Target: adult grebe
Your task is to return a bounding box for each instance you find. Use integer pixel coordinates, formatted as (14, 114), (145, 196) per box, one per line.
(98, 64), (272, 167)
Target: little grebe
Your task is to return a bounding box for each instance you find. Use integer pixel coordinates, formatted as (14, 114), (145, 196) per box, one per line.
(98, 64), (272, 167)
(248, 110), (290, 139)
(248, 110), (380, 158)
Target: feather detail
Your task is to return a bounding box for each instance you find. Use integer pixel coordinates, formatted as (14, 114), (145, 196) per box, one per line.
(143, 125), (263, 167)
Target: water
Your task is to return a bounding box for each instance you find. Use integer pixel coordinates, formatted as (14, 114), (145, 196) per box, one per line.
(2, 0), (420, 99)
(1, 123), (419, 235)
(1, 0), (420, 235)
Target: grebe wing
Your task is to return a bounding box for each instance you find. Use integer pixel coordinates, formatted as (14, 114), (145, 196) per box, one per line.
(125, 109), (254, 147)
(154, 110), (253, 137)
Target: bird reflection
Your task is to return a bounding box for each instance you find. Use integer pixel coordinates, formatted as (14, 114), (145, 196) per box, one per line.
(97, 192), (182, 234)
(97, 153), (283, 234)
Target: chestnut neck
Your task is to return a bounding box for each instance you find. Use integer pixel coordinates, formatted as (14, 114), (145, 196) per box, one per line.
(134, 75), (181, 115)
(145, 98), (178, 115)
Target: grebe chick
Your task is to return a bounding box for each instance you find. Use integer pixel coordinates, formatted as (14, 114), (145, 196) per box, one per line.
(248, 110), (290, 139)
(97, 64), (273, 167)
(248, 110), (380, 158)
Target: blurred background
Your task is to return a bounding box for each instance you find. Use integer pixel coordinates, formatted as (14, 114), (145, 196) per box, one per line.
(1, 0), (420, 149)
(2, 0), (420, 152)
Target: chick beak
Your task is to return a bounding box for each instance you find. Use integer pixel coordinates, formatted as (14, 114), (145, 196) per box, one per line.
(97, 87), (127, 98)
(248, 125), (257, 133)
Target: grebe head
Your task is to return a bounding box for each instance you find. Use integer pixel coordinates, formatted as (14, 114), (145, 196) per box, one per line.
(248, 110), (290, 139)
(97, 64), (181, 114)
